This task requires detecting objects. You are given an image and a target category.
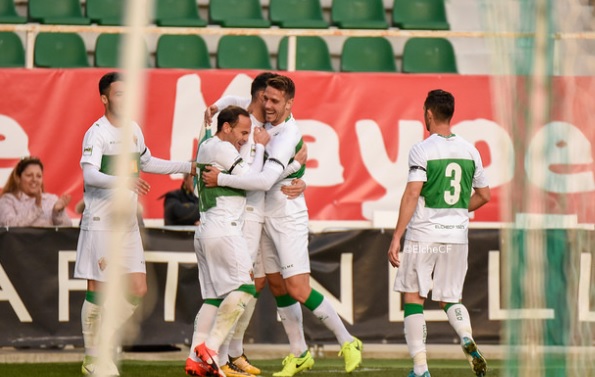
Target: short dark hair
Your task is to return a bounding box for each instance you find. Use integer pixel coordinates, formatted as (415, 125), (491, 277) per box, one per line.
(266, 75), (295, 100)
(217, 105), (250, 133)
(251, 72), (278, 99)
(424, 89), (454, 123)
(99, 71), (122, 96)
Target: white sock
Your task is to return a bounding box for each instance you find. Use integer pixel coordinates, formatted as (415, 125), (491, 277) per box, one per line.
(100, 295), (138, 350)
(218, 323), (236, 365)
(189, 303), (219, 361)
(205, 291), (251, 353)
(81, 299), (101, 357)
(446, 303), (473, 341)
(311, 297), (353, 345)
(404, 313), (427, 373)
(277, 303), (308, 356)
(228, 296), (257, 358)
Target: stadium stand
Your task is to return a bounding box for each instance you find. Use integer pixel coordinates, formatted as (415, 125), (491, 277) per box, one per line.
(401, 37), (457, 73)
(156, 34), (211, 69)
(86, 0), (125, 26)
(209, 0), (271, 28)
(0, 31), (24, 67)
(28, 0), (90, 25)
(0, 0), (26, 23)
(269, 0), (329, 29)
(392, 0), (449, 30)
(216, 35), (272, 69)
(34, 32), (90, 68)
(155, 0), (207, 27)
(277, 36), (333, 72)
(340, 36), (397, 72)
(331, 0), (389, 29)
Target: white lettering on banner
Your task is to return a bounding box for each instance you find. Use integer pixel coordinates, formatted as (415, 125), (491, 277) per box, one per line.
(0, 263), (32, 322)
(58, 251), (197, 322)
(298, 120), (344, 186)
(452, 119), (515, 188)
(0, 115), (30, 186)
(525, 122), (595, 194)
(356, 120), (424, 220)
(309, 253), (354, 324)
(487, 250), (554, 319)
(578, 252), (595, 321)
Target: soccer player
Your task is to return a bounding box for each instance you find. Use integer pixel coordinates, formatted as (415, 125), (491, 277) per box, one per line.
(75, 71), (197, 376)
(201, 72), (308, 377)
(187, 106), (270, 377)
(387, 89), (491, 377)
(203, 75), (363, 376)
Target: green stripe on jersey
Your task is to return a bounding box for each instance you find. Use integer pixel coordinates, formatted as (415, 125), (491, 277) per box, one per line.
(286, 138), (305, 179)
(198, 163), (245, 212)
(100, 153), (141, 177)
(422, 158), (475, 209)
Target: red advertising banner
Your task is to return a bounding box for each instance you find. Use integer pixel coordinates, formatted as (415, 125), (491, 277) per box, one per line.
(0, 69), (593, 224)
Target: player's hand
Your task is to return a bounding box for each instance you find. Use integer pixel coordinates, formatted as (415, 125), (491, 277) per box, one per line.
(202, 166), (221, 187)
(388, 237), (401, 268)
(190, 161), (198, 177)
(131, 177), (151, 196)
(253, 126), (270, 146)
(294, 142), (308, 166)
(281, 178), (306, 199)
(53, 194), (72, 212)
(204, 105), (218, 126)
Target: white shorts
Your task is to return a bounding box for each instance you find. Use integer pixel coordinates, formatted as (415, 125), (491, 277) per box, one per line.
(243, 219), (265, 279)
(74, 229), (146, 282)
(261, 212), (310, 279)
(194, 235), (254, 299)
(393, 240), (468, 303)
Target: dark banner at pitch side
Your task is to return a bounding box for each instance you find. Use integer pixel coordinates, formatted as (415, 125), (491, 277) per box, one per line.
(0, 227), (502, 347)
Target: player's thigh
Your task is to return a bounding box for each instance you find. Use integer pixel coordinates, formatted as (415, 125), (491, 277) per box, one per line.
(243, 219), (264, 264)
(259, 225), (281, 276)
(432, 244), (468, 303)
(194, 237), (217, 299)
(203, 235), (254, 297)
(264, 213), (310, 279)
(393, 240), (438, 298)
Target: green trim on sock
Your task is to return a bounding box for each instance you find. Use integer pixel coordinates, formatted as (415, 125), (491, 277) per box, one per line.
(85, 291), (100, 304)
(204, 298), (223, 307)
(304, 289), (324, 311)
(254, 291), (261, 299)
(444, 303), (457, 312)
(237, 284), (257, 296)
(275, 294), (298, 308)
(127, 295), (143, 306)
(299, 350), (309, 358)
(404, 303), (424, 317)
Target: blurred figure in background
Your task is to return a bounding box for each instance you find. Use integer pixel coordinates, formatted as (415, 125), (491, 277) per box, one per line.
(160, 172), (200, 226)
(0, 156), (72, 227)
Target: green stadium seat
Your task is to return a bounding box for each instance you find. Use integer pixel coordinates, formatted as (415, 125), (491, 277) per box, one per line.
(28, 0), (90, 25)
(34, 32), (90, 68)
(331, 0), (388, 29)
(401, 37), (457, 73)
(209, 0), (271, 28)
(217, 35), (271, 69)
(278, 36), (333, 72)
(86, 0), (125, 25)
(0, 0), (26, 23)
(155, 0), (207, 27)
(340, 37), (396, 72)
(0, 32), (24, 67)
(156, 34), (211, 69)
(94, 33), (150, 68)
(392, 0), (449, 30)
(269, 0), (328, 29)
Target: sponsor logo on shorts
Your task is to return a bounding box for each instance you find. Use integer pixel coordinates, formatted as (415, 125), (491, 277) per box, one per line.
(281, 264), (294, 270)
(404, 244), (452, 254)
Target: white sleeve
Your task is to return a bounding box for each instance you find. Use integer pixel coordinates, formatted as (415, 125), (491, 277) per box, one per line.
(214, 96), (251, 111)
(141, 155), (192, 175)
(83, 163), (117, 188)
(282, 160), (302, 177)
(472, 149), (489, 188)
(407, 143), (427, 182)
(218, 161), (284, 191)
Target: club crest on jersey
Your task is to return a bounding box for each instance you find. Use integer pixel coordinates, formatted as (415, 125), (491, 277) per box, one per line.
(83, 146), (93, 156)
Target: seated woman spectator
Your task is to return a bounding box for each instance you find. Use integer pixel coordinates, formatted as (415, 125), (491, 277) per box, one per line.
(160, 172), (200, 226)
(0, 156), (72, 227)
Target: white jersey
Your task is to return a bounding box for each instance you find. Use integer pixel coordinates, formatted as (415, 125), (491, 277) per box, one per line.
(196, 136), (261, 238)
(405, 133), (489, 244)
(242, 115), (265, 222)
(79, 116), (147, 231)
(264, 115), (306, 217)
